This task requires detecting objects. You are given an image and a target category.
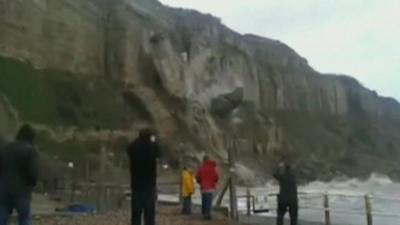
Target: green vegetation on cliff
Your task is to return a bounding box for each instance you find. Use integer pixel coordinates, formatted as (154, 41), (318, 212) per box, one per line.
(0, 56), (140, 129)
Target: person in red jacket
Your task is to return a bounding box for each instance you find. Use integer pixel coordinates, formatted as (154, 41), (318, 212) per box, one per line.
(196, 155), (219, 220)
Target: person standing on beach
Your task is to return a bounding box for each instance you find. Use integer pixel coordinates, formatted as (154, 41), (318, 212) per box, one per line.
(274, 163), (298, 225)
(127, 128), (160, 225)
(0, 124), (39, 225)
(181, 167), (195, 215)
(196, 155), (219, 220)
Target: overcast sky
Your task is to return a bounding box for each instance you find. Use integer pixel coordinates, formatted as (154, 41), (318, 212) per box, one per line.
(160, 0), (400, 101)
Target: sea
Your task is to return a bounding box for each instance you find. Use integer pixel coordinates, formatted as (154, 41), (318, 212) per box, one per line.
(159, 173), (400, 225)
(241, 173), (400, 225)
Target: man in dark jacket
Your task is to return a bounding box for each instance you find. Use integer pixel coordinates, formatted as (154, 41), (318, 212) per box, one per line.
(196, 155), (219, 220)
(127, 128), (160, 225)
(274, 163), (298, 225)
(0, 124), (39, 225)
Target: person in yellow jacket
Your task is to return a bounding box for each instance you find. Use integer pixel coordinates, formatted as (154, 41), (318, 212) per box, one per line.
(181, 167), (195, 215)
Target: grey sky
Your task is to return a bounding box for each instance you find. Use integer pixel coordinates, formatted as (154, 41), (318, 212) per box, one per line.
(160, 0), (400, 101)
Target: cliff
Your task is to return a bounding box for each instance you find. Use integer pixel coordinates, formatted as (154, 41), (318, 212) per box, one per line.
(1, 0), (400, 183)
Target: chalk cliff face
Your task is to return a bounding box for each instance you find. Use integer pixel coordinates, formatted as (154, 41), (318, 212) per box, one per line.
(1, 0), (400, 182)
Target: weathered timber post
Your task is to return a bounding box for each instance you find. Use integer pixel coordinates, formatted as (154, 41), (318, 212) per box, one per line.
(215, 179), (230, 207)
(324, 194), (331, 225)
(98, 145), (107, 212)
(246, 188), (252, 216)
(228, 138), (238, 221)
(178, 143), (184, 204)
(365, 195), (373, 225)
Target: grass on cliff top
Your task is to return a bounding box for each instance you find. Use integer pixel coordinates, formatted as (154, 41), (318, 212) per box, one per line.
(0, 56), (133, 129)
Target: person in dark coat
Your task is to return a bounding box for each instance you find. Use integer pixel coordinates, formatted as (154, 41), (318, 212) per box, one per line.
(0, 124), (39, 225)
(274, 163), (298, 225)
(127, 128), (160, 225)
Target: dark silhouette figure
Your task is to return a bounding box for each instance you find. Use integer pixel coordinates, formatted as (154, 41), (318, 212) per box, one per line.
(0, 124), (39, 225)
(127, 128), (160, 225)
(274, 163), (298, 225)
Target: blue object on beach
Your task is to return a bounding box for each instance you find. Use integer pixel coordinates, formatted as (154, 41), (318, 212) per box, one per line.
(67, 203), (96, 214)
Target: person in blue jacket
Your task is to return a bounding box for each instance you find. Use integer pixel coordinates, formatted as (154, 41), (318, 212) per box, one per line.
(0, 124), (39, 225)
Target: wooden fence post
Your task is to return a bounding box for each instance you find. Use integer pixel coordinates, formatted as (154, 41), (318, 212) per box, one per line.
(365, 195), (373, 225)
(246, 188), (252, 216)
(324, 194), (331, 225)
(215, 179), (230, 207)
(85, 161), (90, 180)
(70, 182), (76, 203)
(178, 143), (184, 204)
(98, 145), (107, 212)
(228, 138), (238, 221)
(85, 185), (90, 202)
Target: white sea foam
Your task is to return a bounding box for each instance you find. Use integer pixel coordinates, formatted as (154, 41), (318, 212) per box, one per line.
(249, 173), (400, 225)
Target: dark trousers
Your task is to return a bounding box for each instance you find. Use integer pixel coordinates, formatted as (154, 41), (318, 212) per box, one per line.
(277, 201), (298, 225)
(181, 196), (192, 215)
(0, 196), (31, 225)
(131, 188), (156, 225)
(201, 192), (213, 219)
